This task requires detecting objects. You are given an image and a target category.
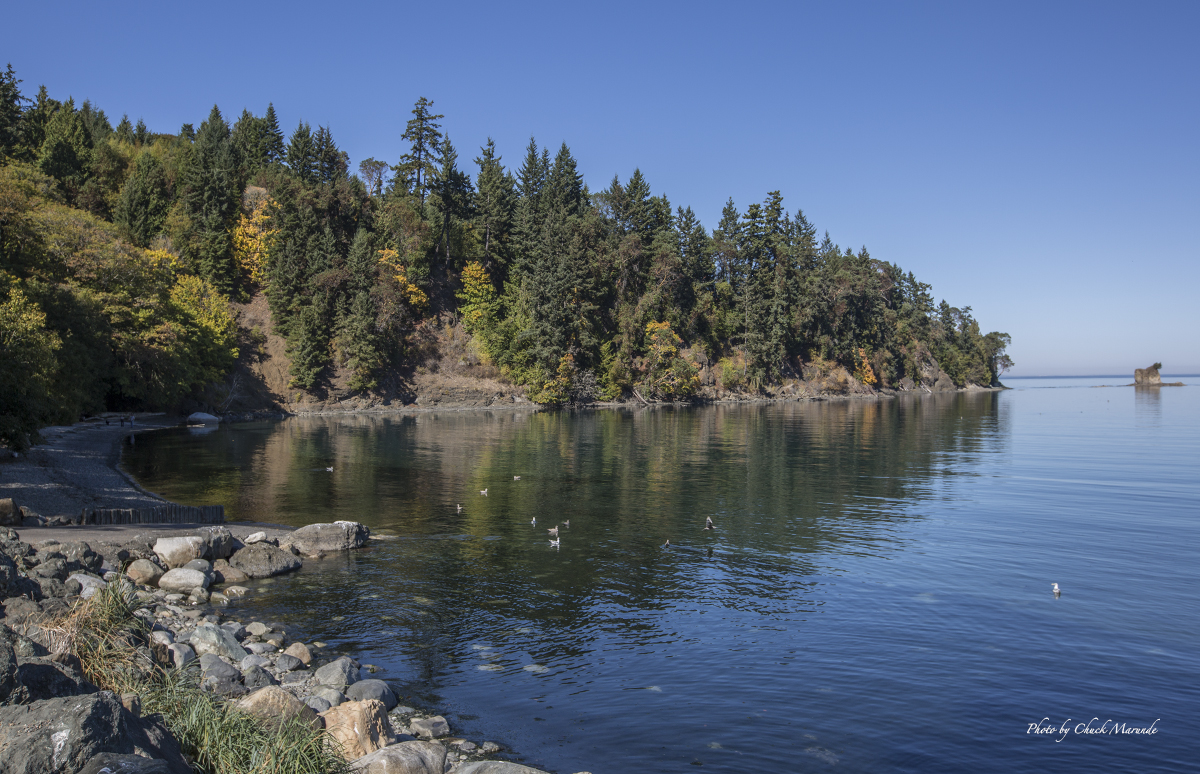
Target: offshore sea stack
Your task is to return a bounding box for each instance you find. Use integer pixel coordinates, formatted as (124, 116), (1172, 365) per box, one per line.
(1134, 363), (1162, 385)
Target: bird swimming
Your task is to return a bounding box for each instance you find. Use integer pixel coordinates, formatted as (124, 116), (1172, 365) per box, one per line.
(514, 475), (521, 480)
(456, 504), (463, 513)
(1052, 583), (1061, 597)
(325, 466), (333, 472)
(548, 526), (559, 537)
(663, 539), (671, 549)
(562, 520), (570, 528)
(704, 516), (715, 530)
(531, 516), (536, 525)
(549, 537), (560, 548)
(480, 488), (488, 496)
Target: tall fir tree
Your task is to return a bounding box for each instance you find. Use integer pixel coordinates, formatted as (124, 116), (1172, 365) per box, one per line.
(286, 121), (316, 183)
(473, 138), (514, 273)
(395, 97), (443, 204)
(114, 150), (170, 247)
(432, 135), (474, 265)
(262, 103), (285, 165)
(181, 105), (242, 295)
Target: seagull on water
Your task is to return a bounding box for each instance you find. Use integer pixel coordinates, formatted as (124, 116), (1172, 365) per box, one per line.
(480, 488), (488, 496)
(531, 516), (536, 525)
(562, 520), (570, 529)
(514, 475), (521, 480)
(549, 537), (560, 548)
(548, 526), (559, 537)
(1052, 583), (1061, 597)
(704, 516), (715, 531)
(457, 504), (463, 513)
(663, 539), (671, 549)
(325, 466), (333, 472)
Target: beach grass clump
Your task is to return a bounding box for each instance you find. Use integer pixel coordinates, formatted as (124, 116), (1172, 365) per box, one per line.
(46, 574), (351, 774)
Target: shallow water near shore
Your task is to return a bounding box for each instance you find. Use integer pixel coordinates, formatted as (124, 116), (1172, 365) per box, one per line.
(124, 378), (1200, 773)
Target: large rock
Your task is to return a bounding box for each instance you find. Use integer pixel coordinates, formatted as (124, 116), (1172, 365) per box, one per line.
(242, 665), (277, 691)
(199, 526), (234, 560)
(282, 522), (371, 557)
(283, 641), (313, 665)
(61, 541), (103, 573)
(125, 559), (164, 587)
(451, 764), (553, 774)
(68, 572), (107, 600)
(1, 631), (26, 705)
(0, 691), (190, 773)
(409, 715), (449, 739)
(16, 657), (97, 701)
(189, 622), (248, 661)
(157, 568), (210, 594)
(187, 412), (219, 424)
(153, 536), (206, 569)
(228, 543), (302, 578)
(1135, 363), (1162, 385)
(0, 498), (18, 527)
(314, 656), (360, 688)
(237, 685), (318, 726)
(350, 740), (448, 774)
(347, 679), (397, 710)
(211, 560), (248, 584)
(320, 699), (394, 760)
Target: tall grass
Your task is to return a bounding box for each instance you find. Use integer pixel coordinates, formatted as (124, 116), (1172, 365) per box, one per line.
(46, 576), (351, 774)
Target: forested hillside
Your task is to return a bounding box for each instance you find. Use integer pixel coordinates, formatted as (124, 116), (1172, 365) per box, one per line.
(0, 65), (1011, 449)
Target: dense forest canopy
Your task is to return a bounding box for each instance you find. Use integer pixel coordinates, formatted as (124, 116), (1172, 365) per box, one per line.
(0, 64), (1011, 449)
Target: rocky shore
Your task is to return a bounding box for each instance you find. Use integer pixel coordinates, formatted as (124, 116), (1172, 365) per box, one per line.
(0, 519), (581, 774)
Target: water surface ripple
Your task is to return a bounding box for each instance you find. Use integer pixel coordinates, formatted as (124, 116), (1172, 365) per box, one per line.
(125, 379), (1199, 773)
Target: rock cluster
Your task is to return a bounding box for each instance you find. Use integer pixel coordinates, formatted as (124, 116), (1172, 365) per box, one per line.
(0, 522), (563, 774)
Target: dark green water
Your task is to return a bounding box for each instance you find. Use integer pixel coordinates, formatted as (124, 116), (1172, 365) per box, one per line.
(124, 379), (1199, 773)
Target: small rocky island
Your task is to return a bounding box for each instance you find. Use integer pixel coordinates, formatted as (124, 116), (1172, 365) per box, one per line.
(1134, 363), (1185, 386)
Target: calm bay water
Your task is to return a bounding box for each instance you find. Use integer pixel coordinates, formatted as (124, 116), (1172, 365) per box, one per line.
(124, 378), (1199, 773)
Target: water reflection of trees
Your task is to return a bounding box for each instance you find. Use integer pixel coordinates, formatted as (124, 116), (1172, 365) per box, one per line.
(128, 395), (1008, 689)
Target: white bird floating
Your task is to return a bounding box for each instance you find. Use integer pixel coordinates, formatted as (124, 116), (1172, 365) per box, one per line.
(562, 520), (570, 528)
(549, 538), (560, 548)
(1052, 583), (1061, 597)
(325, 466), (333, 472)
(531, 516), (536, 525)
(514, 475), (521, 480)
(548, 526), (559, 537)
(480, 488), (488, 496)
(456, 504), (463, 513)
(704, 516), (715, 530)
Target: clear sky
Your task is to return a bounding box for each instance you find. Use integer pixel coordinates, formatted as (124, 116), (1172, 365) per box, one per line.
(6, 1), (1197, 376)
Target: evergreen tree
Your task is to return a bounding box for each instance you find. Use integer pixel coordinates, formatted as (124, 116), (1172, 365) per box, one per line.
(78, 100), (112, 144)
(115, 150), (170, 247)
(512, 137), (548, 277)
(0, 64), (26, 161)
(134, 118), (148, 145)
(180, 105), (242, 295)
(314, 125), (347, 184)
(38, 98), (92, 198)
(115, 114), (134, 143)
(286, 121), (316, 183)
(262, 103), (285, 165)
(395, 97), (443, 204)
(232, 108), (266, 172)
(432, 135), (474, 265)
(473, 138), (514, 272)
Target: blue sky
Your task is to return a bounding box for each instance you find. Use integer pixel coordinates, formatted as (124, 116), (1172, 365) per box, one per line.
(7, 1), (1197, 376)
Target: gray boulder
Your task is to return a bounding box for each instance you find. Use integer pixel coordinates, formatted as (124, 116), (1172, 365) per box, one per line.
(347, 679), (397, 710)
(0, 691), (190, 773)
(158, 568), (210, 594)
(228, 543), (302, 578)
(183, 559), (212, 573)
(313, 686), (347, 707)
(349, 741), (448, 774)
(68, 572), (107, 599)
(16, 657), (97, 701)
(242, 665), (278, 691)
(240, 654), (269, 670)
(199, 526), (234, 560)
(166, 643), (195, 669)
(61, 541), (103, 573)
(190, 622), (248, 661)
(199, 654), (245, 697)
(282, 522), (370, 557)
(275, 654), (303, 673)
(152, 536), (206, 568)
(304, 696), (332, 714)
(314, 656), (360, 688)
(409, 715), (449, 739)
(1, 632), (26, 705)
